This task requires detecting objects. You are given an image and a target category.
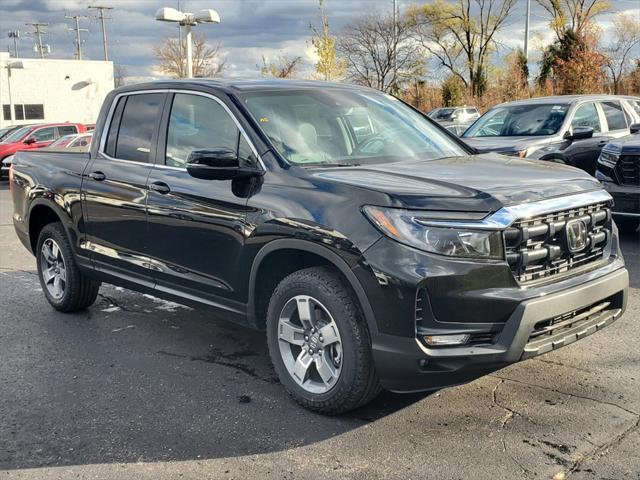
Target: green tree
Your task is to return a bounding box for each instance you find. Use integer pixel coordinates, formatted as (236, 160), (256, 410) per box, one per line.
(441, 75), (466, 106)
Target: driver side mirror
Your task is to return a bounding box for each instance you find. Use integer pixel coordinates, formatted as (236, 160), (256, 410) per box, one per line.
(186, 148), (263, 181)
(630, 123), (640, 134)
(564, 126), (594, 141)
(24, 137), (36, 145)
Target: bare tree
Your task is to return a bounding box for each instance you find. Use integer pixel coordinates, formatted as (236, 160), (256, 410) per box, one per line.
(536, 0), (610, 40)
(153, 33), (226, 78)
(260, 55), (303, 78)
(337, 12), (423, 93)
(603, 12), (640, 94)
(408, 0), (516, 97)
(113, 64), (127, 88)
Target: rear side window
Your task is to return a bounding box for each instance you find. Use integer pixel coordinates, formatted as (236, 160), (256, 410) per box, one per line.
(571, 102), (601, 133)
(112, 93), (164, 163)
(601, 101), (627, 131)
(58, 125), (77, 136)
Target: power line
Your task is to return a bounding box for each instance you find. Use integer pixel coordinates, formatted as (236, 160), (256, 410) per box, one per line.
(88, 5), (113, 61)
(25, 22), (48, 58)
(65, 15), (88, 60)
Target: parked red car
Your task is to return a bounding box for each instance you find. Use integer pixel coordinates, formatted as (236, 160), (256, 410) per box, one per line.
(0, 122), (87, 165)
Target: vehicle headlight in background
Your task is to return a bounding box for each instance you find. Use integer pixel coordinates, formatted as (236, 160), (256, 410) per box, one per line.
(363, 206), (504, 259)
(598, 150), (619, 168)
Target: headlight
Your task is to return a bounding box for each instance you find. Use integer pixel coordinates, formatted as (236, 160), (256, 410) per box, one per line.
(363, 206), (504, 259)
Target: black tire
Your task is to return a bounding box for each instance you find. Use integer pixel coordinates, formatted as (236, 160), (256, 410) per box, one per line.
(266, 266), (381, 414)
(616, 217), (639, 234)
(36, 222), (100, 312)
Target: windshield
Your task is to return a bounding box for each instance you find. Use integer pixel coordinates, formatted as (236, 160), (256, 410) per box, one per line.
(240, 89), (466, 166)
(434, 108), (456, 120)
(464, 103), (569, 137)
(2, 126), (31, 143)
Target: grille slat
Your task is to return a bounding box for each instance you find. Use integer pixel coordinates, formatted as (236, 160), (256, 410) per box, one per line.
(616, 155), (639, 185)
(505, 202), (612, 284)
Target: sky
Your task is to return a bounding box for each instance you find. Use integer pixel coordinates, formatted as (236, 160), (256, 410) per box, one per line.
(1, 0), (639, 83)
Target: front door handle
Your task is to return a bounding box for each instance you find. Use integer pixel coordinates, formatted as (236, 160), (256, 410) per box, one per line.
(597, 140), (608, 147)
(89, 171), (106, 181)
(149, 181), (171, 194)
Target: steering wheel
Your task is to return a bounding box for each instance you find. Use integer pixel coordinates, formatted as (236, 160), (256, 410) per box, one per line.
(352, 133), (389, 156)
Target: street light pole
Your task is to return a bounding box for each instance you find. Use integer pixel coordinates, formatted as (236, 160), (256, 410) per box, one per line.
(155, 7), (220, 79)
(524, 0), (531, 61)
(185, 23), (193, 78)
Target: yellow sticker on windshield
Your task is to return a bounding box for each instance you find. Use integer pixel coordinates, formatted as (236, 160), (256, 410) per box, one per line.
(259, 117), (269, 123)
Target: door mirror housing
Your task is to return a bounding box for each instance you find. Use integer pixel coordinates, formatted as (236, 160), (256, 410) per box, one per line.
(565, 126), (594, 141)
(24, 137), (36, 145)
(630, 123), (640, 134)
(186, 148), (263, 181)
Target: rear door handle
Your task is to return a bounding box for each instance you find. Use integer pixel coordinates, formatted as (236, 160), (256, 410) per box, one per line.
(89, 171), (106, 181)
(149, 181), (171, 194)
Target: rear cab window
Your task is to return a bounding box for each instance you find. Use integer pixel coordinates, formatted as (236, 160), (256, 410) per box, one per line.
(600, 101), (628, 132)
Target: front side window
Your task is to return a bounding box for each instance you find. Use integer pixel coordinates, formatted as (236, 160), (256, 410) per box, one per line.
(2, 126), (31, 143)
(29, 127), (56, 142)
(165, 93), (241, 168)
(571, 102), (601, 132)
(114, 93), (164, 163)
(240, 90), (465, 166)
(601, 101), (628, 131)
(465, 103), (569, 137)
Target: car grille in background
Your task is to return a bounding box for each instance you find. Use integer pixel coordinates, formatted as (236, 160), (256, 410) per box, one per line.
(505, 202), (611, 284)
(616, 154), (640, 186)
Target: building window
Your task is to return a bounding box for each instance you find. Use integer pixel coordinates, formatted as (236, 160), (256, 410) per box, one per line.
(2, 104), (44, 121)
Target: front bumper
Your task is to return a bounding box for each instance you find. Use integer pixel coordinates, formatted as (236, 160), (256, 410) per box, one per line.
(372, 266), (628, 392)
(598, 178), (639, 217)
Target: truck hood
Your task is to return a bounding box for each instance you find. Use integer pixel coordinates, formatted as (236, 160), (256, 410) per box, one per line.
(463, 136), (553, 154)
(311, 153), (601, 211)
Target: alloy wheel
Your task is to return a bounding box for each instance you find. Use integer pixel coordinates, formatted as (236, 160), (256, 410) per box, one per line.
(277, 295), (343, 394)
(40, 238), (66, 300)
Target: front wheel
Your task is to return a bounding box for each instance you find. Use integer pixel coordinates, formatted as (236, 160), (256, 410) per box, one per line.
(36, 222), (100, 312)
(266, 267), (380, 414)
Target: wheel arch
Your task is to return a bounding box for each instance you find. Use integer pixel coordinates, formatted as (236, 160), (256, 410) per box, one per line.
(247, 239), (378, 337)
(27, 201), (67, 254)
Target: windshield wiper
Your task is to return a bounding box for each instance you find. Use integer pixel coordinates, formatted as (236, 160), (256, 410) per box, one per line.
(303, 162), (361, 168)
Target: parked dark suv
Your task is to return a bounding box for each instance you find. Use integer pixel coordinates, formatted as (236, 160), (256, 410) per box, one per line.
(596, 124), (640, 233)
(463, 95), (640, 175)
(11, 80), (629, 414)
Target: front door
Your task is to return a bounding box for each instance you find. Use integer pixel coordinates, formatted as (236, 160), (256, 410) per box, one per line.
(82, 92), (166, 286)
(24, 125), (58, 149)
(565, 102), (609, 175)
(145, 92), (258, 309)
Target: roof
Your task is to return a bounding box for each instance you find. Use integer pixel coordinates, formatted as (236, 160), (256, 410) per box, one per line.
(115, 78), (376, 95)
(495, 94), (640, 107)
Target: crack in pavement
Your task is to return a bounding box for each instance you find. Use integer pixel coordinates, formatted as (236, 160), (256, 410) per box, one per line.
(490, 374), (640, 417)
(491, 379), (530, 476)
(157, 349), (279, 384)
(490, 374), (640, 477)
(567, 417), (640, 477)
(533, 358), (598, 375)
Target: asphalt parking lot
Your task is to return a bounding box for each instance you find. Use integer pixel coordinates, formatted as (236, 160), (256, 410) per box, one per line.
(0, 181), (638, 480)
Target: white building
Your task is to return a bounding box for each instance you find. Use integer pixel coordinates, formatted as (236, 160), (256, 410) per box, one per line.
(0, 52), (114, 129)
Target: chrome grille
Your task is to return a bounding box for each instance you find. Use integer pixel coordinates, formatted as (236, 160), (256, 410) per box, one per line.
(505, 202), (611, 284)
(616, 154), (640, 186)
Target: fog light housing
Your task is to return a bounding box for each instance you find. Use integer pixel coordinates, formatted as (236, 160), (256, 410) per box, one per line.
(423, 334), (470, 346)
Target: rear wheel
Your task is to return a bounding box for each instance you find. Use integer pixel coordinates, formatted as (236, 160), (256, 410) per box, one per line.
(616, 217), (639, 234)
(266, 267), (380, 414)
(36, 222), (100, 312)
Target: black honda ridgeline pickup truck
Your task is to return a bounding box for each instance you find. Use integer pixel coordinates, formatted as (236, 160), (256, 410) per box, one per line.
(11, 80), (629, 414)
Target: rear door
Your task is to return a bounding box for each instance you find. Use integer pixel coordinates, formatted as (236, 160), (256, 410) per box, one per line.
(145, 91), (259, 308)
(601, 100), (630, 140)
(82, 91), (166, 286)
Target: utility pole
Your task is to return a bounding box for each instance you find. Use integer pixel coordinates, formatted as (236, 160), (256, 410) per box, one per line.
(178, 0), (184, 76)
(88, 5), (113, 61)
(8, 31), (19, 58)
(524, 0), (531, 61)
(66, 15), (88, 60)
(25, 22), (48, 58)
